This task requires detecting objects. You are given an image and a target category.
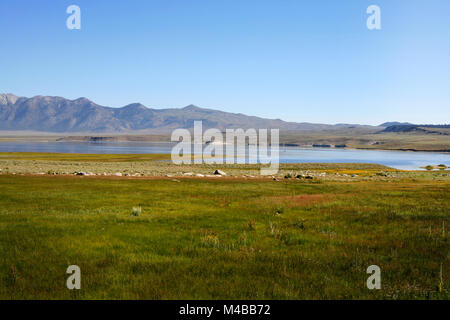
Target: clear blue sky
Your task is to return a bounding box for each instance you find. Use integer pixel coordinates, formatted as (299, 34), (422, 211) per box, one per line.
(1, 0), (449, 125)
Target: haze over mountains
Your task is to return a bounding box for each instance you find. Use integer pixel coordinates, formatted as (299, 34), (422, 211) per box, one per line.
(0, 93), (394, 134)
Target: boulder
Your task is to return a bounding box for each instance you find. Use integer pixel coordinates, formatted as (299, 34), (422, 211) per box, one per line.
(214, 170), (227, 176)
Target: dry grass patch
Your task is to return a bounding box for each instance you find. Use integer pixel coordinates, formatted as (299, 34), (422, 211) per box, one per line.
(265, 194), (333, 208)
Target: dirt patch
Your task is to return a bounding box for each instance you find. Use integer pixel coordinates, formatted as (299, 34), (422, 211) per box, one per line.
(265, 194), (333, 207)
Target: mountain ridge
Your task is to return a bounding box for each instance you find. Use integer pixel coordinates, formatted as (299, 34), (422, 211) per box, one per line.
(1, 93), (377, 133)
(379, 121), (415, 127)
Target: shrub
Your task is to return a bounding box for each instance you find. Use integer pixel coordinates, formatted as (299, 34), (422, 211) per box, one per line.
(293, 221), (305, 230)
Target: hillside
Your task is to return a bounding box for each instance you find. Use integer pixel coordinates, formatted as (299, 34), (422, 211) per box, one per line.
(0, 93), (373, 133)
(379, 125), (450, 135)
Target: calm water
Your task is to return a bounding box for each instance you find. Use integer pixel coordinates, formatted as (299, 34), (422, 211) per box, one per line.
(0, 141), (449, 170)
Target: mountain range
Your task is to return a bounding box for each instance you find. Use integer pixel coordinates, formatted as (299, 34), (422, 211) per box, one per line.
(0, 93), (381, 133)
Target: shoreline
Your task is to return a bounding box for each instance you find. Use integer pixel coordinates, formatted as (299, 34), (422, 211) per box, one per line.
(355, 147), (450, 153)
(0, 139), (449, 153)
(1, 154), (448, 181)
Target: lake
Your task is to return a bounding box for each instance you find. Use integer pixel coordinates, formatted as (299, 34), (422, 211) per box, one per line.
(0, 141), (448, 170)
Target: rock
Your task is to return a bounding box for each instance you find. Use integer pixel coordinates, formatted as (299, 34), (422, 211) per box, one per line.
(305, 175), (314, 179)
(76, 172), (86, 176)
(183, 172), (194, 176)
(113, 172), (123, 177)
(195, 173), (205, 177)
(376, 172), (388, 177)
(214, 170), (227, 176)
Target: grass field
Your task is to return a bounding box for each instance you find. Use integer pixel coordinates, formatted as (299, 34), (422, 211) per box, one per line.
(0, 170), (448, 299)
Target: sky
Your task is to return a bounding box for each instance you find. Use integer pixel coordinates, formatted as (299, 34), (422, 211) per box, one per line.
(1, 0), (449, 125)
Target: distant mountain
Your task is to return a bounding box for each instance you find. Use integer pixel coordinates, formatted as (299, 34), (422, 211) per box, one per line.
(0, 93), (375, 133)
(379, 122), (414, 127)
(379, 124), (450, 134)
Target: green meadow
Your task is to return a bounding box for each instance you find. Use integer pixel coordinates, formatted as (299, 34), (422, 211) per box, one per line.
(0, 167), (448, 299)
